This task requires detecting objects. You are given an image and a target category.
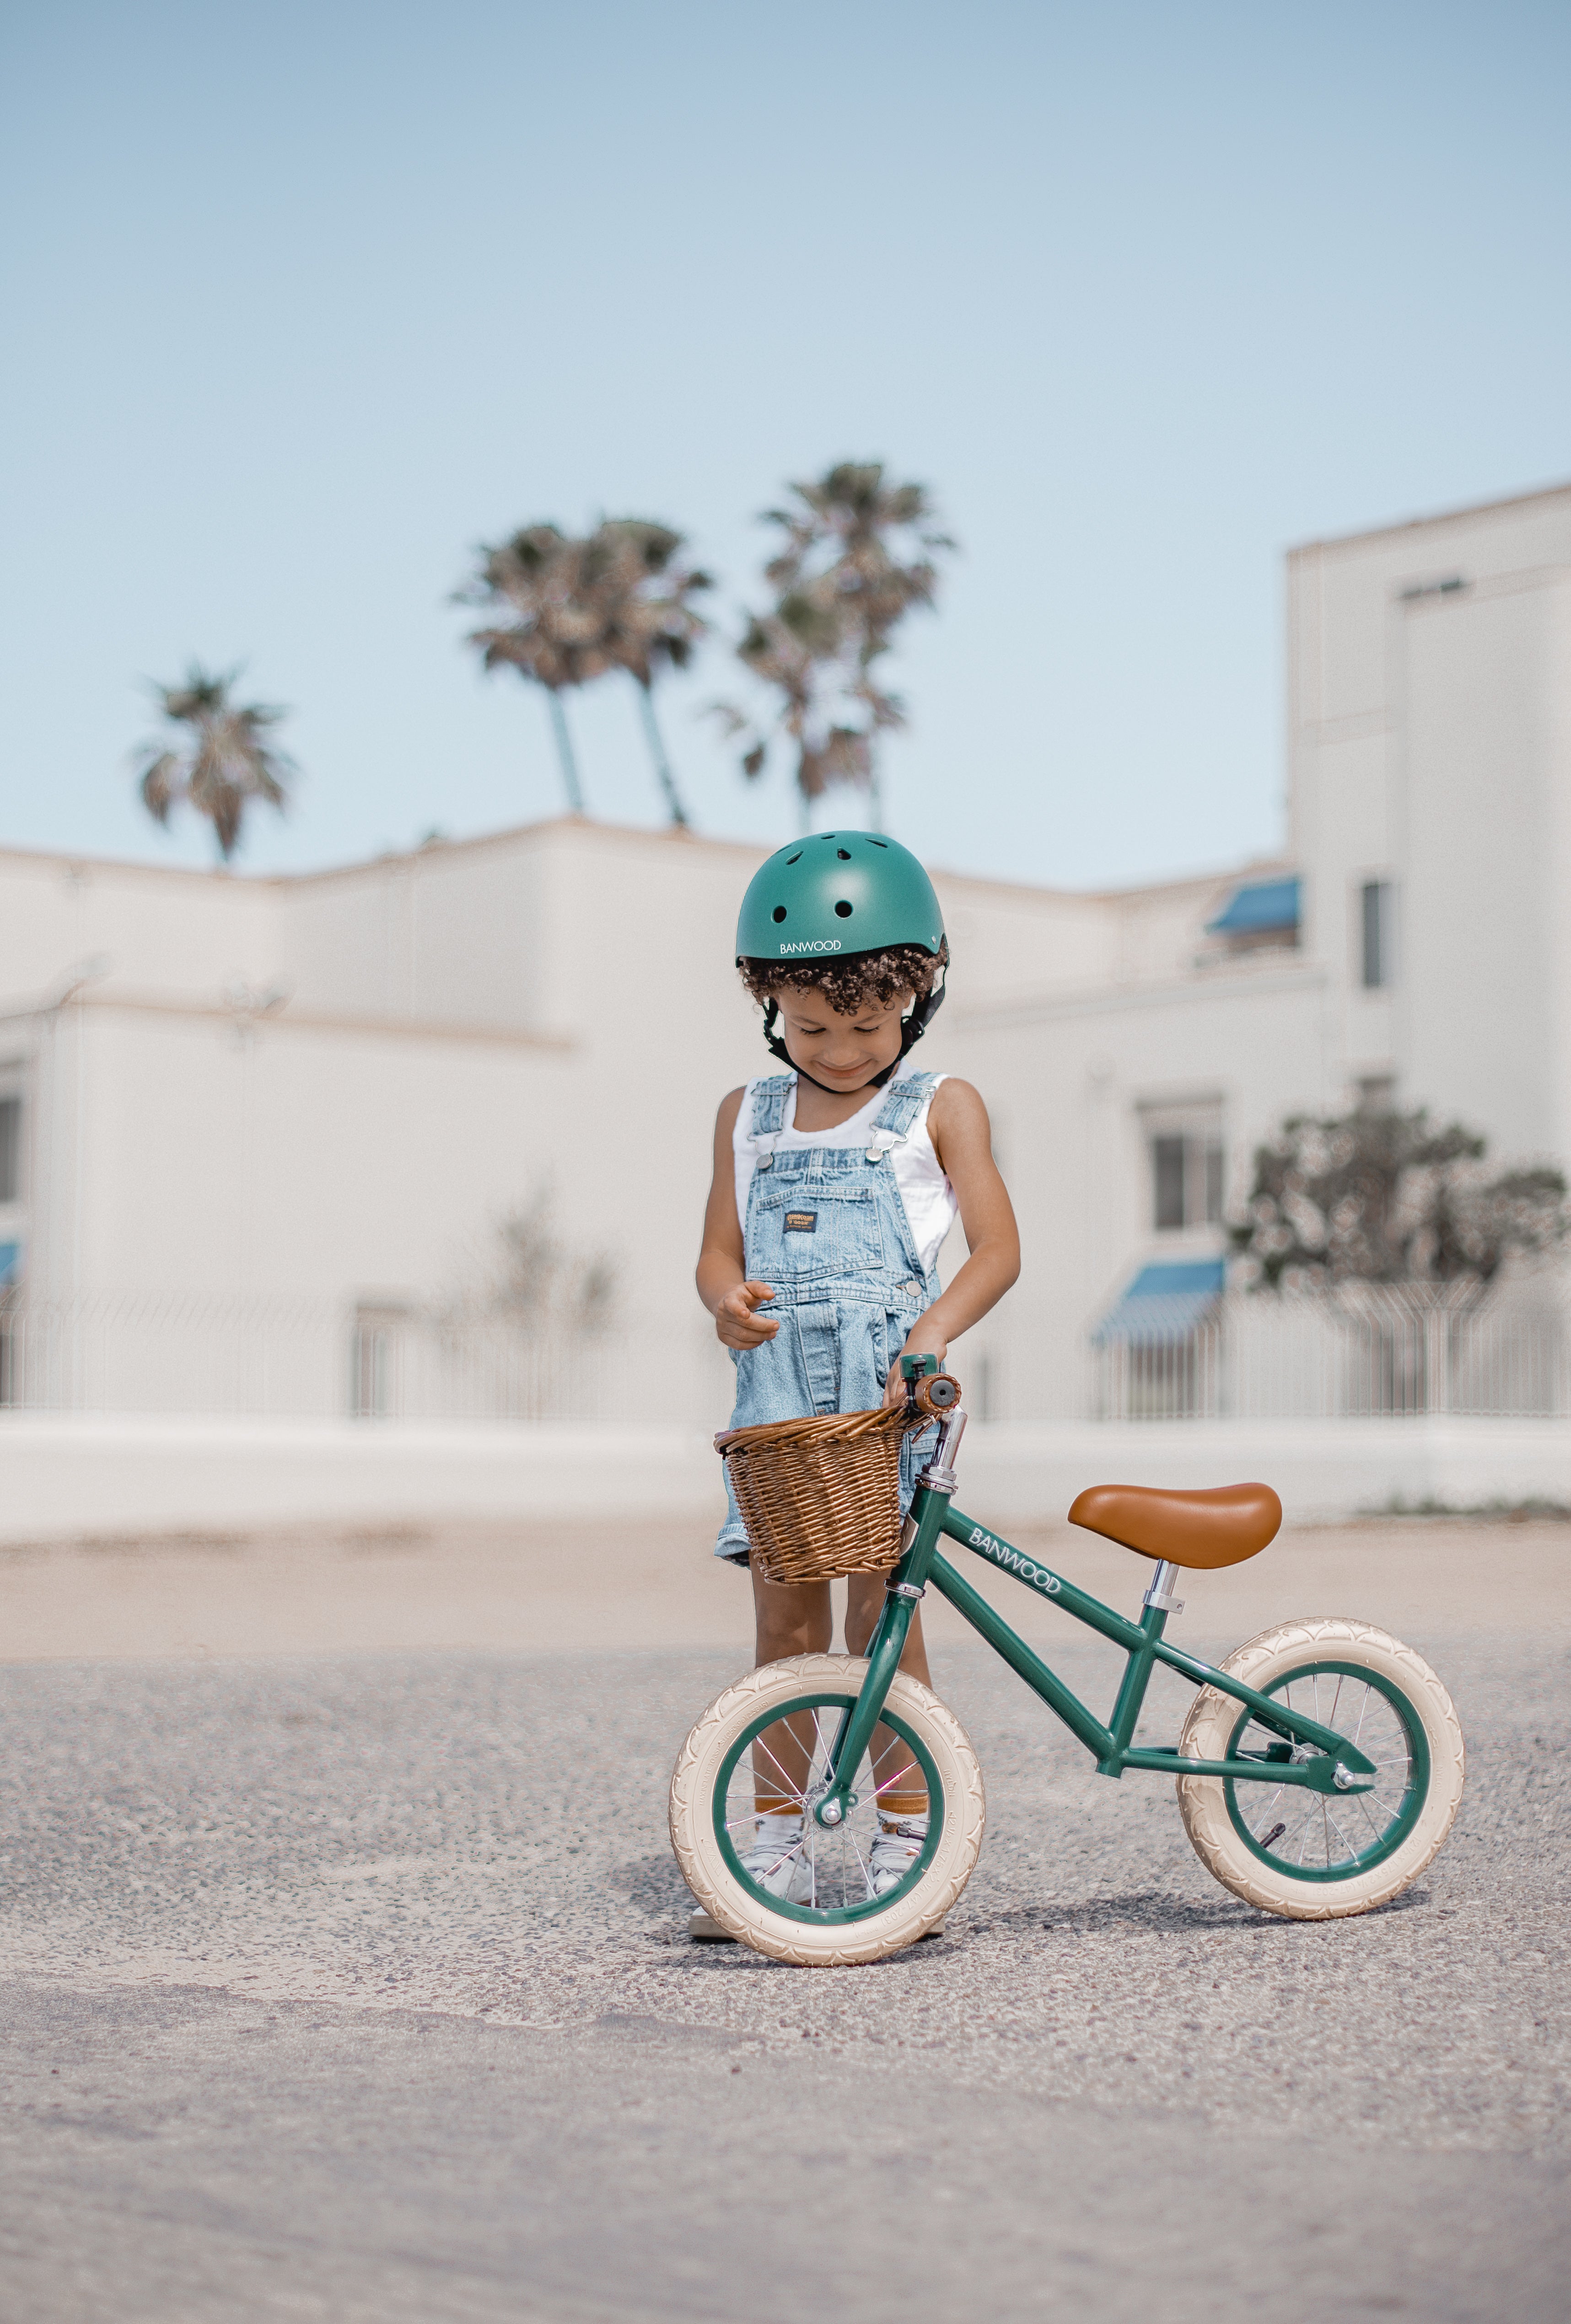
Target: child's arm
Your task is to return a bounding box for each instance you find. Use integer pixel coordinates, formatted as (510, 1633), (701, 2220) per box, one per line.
(696, 1089), (781, 1349)
(883, 1079), (1020, 1404)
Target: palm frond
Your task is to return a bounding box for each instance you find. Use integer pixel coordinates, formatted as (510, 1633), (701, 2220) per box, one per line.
(133, 664), (294, 860)
(730, 460), (955, 808)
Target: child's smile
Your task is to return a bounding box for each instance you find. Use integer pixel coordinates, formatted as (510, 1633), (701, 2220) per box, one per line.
(769, 985), (911, 1106)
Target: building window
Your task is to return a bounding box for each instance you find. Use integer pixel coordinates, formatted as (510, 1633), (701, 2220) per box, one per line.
(1356, 1073), (1396, 1114)
(1142, 1105), (1225, 1232)
(1361, 881), (1396, 989)
(0, 1095), (20, 1205)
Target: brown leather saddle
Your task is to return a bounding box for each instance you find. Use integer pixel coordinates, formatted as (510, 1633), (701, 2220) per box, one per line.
(1068, 1481), (1282, 1570)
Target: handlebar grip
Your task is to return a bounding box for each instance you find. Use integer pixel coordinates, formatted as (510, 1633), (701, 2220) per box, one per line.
(911, 1371), (961, 1418)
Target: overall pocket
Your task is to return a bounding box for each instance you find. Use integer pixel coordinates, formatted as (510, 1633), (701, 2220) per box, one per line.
(748, 1184), (886, 1284)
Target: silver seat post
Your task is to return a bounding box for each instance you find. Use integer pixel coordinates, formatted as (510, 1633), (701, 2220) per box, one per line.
(1143, 1559), (1185, 1616)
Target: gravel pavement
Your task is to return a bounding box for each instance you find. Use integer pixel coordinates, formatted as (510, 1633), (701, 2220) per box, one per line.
(0, 1525), (1567, 2321)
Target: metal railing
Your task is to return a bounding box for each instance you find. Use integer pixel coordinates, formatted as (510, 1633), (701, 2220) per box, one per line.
(8, 1283), (1566, 1429)
(1088, 1285), (1571, 1421)
(0, 1293), (616, 1424)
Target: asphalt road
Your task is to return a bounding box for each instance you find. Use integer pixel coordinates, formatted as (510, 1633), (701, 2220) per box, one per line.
(0, 1587), (1567, 2320)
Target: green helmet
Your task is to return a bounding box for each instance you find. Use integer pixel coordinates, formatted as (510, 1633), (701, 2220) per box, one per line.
(735, 831), (945, 964)
(735, 831), (948, 1081)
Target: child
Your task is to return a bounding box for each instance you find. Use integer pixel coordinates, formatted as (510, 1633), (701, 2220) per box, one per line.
(695, 831), (1020, 1914)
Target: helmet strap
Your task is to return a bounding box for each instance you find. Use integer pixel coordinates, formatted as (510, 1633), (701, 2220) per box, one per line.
(760, 969), (947, 1094)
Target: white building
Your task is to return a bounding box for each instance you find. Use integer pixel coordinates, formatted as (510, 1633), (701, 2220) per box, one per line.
(2, 479), (1569, 1444)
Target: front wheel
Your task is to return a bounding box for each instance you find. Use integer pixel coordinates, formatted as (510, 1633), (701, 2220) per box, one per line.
(1176, 1618), (1464, 1920)
(669, 1654), (985, 1964)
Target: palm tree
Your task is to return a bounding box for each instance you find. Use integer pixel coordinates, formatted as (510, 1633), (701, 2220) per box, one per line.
(590, 519), (711, 829)
(712, 460), (953, 822)
(459, 524), (615, 815)
(135, 665), (293, 860)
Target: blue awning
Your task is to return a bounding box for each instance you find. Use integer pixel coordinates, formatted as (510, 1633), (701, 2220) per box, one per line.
(0, 1242), (18, 1288)
(1092, 1258), (1225, 1347)
(1206, 875), (1300, 936)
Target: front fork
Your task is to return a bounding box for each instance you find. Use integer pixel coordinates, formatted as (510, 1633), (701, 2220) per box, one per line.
(813, 1396), (964, 1830)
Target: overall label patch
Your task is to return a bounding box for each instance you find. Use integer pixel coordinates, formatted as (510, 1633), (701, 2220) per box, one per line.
(783, 1212), (818, 1231)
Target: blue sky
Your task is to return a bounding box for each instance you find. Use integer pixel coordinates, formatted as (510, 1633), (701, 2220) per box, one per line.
(2, 0), (1568, 890)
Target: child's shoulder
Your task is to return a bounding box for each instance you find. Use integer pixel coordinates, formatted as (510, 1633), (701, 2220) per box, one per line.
(925, 1076), (990, 1135)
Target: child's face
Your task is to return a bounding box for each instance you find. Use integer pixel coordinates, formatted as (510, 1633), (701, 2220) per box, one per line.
(770, 985), (913, 1091)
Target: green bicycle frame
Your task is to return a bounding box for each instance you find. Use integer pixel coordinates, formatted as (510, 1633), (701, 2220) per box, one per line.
(813, 1471), (1377, 1829)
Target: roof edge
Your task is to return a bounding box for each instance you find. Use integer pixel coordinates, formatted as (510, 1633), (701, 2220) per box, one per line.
(0, 819), (1292, 913)
(1291, 476), (1571, 560)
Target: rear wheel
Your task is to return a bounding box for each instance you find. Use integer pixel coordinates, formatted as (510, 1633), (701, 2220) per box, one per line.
(1176, 1618), (1464, 1919)
(669, 1654), (985, 1964)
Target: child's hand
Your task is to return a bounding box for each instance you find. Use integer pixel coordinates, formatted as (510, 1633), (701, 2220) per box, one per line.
(883, 1326), (949, 1406)
(714, 1281), (780, 1350)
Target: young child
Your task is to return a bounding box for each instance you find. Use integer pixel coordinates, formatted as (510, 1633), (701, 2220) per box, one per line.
(695, 831), (1020, 1911)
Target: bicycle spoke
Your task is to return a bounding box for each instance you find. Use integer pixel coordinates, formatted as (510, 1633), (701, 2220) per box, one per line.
(1246, 1783), (1286, 1829)
(724, 1692), (937, 1921)
(1225, 1662), (1421, 1878)
(1324, 1805), (1357, 1862)
(751, 1735), (809, 1801)
(1356, 1793), (1387, 1843)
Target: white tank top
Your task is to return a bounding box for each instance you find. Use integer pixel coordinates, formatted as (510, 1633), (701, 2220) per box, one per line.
(732, 1074), (958, 1277)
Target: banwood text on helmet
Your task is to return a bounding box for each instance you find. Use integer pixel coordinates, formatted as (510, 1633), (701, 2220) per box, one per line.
(735, 830), (948, 1079)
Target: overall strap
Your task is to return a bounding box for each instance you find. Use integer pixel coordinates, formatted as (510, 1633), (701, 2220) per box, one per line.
(748, 1075), (796, 1137)
(869, 1072), (939, 1139)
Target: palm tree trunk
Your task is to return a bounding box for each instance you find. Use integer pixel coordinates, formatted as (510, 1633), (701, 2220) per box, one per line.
(635, 682), (690, 829)
(546, 690), (586, 815)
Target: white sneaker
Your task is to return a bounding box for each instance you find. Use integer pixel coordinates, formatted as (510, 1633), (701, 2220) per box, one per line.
(738, 1814), (814, 1903)
(870, 1814), (929, 1895)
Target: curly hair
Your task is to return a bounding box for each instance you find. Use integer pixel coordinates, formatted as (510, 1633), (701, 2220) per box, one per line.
(737, 941), (947, 1017)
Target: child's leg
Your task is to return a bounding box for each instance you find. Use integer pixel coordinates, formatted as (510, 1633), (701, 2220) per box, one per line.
(845, 1576), (931, 1822)
(749, 1570), (834, 1813)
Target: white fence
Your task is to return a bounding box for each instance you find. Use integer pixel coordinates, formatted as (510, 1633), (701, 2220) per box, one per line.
(0, 1294), (615, 1424)
(1088, 1286), (1571, 1422)
(7, 1284), (1569, 1430)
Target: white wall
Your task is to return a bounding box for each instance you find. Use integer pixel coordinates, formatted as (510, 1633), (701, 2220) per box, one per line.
(951, 961), (1329, 1419)
(7, 480), (1571, 1452)
(1289, 481), (1571, 1129)
(5, 1410), (1568, 1542)
(1401, 570), (1571, 1158)
(0, 846), (282, 1002)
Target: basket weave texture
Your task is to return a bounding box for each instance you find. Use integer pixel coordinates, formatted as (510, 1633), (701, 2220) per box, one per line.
(716, 1403), (927, 1583)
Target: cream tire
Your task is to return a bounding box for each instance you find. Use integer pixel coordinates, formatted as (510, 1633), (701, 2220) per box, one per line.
(1176, 1618), (1464, 1920)
(669, 1654), (985, 1966)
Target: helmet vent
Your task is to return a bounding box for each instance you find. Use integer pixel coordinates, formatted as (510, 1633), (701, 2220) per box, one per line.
(868, 838), (887, 848)
(772, 906), (787, 923)
(836, 848), (851, 860)
(834, 900), (853, 918)
(786, 852), (801, 864)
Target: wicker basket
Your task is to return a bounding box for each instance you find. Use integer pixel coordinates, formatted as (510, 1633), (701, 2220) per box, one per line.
(716, 1403), (929, 1584)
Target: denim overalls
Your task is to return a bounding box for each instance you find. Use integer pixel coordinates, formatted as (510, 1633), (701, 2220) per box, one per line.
(715, 1071), (943, 1564)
